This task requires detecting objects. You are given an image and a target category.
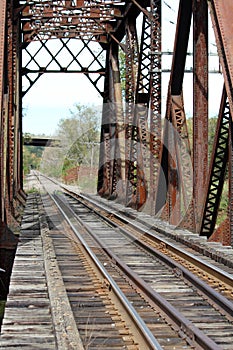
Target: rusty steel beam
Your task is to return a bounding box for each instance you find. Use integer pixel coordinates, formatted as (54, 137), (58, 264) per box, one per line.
(125, 17), (138, 205)
(170, 0), (192, 96)
(105, 42), (121, 198)
(170, 94), (194, 227)
(126, 14), (152, 210)
(19, 0), (126, 42)
(149, 0), (162, 215)
(97, 41), (125, 200)
(21, 37), (106, 96)
(109, 42), (125, 200)
(213, 119), (233, 246)
(193, 0), (208, 231)
(208, 1), (233, 121)
(97, 42), (124, 199)
(200, 87), (229, 238)
(0, 0), (7, 223)
(97, 47), (111, 196)
(155, 0), (193, 227)
(0, 1), (6, 117)
(6, 0), (15, 217)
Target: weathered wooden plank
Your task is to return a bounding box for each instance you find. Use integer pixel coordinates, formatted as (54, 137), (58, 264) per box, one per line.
(0, 194), (57, 349)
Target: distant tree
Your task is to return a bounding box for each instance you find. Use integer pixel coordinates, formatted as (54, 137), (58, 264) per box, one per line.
(23, 133), (44, 176)
(40, 103), (101, 182)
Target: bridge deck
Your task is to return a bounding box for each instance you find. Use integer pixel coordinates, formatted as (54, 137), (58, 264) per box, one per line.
(1, 181), (233, 349)
(0, 194), (57, 349)
(0, 192), (83, 350)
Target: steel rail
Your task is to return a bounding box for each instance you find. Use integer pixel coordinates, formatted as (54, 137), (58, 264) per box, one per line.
(67, 191), (233, 317)
(54, 191), (223, 350)
(35, 174), (233, 287)
(35, 172), (232, 349)
(49, 192), (163, 350)
(70, 190), (233, 288)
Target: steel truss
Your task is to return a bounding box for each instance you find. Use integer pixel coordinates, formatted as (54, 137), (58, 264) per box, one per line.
(200, 87), (230, 241)
(1, 0), (233, 246)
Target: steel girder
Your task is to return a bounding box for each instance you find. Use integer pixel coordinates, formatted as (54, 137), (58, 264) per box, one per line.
(0, 1), (7, 224)
(200, 87), (229, 239)
(21, 37), (106, 97)
(155, 0), (193, 227)
(0, 0), (25, 240)
(193, 0), (209, 231)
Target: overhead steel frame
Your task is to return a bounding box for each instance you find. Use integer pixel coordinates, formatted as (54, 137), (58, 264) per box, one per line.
(1, 0), (233, 246)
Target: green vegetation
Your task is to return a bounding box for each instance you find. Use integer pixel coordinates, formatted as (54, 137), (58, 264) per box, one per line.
(23, 144), (44, 175)
(23, 132), (45, 176)
(39, 103), (100, 191)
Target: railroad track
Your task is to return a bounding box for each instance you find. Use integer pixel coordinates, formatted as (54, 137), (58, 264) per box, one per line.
(35, 173), (233, 349)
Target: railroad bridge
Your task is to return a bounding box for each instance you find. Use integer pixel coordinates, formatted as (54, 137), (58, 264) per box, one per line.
(1, 0), (233, 245)
(0, 1), (233, 349)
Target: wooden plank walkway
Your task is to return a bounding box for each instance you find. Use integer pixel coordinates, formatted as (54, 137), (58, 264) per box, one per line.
(0, 192), (84, 350)
(0, 193), (57, 349)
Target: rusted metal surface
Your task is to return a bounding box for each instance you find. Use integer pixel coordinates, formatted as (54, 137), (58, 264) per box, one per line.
(108, 42), (125, 198)
(19, 0), (126, 42)
(200, 87), (229, 239)
(0, 0), (6, 118)
(208, 1), (233, 120)
(97, 46), (113, 198)
(126, 12), (158, 210)
(125, 18), (138, 199)
(193, 0), (208, 231)
(149, 0), (162, 215)
(7, 1), (15, 208)
(155, 0), (193, 227)
(0, 1), (7, 223)
(21, 37), (106, 96)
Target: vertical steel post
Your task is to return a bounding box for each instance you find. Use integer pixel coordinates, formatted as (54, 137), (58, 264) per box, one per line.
(109, 42), (125, 200)
(126, 14), (151, 210)
(125, 18), (138, 206)
(6, 0), (15, 221)
(149, 0), (162, 215)
(156, 0), (193, 226)
(98, 42), (124, 199)
(193, 0), (208, 231)
(98, 47), (111, 197)
(0, 0), (7, 222)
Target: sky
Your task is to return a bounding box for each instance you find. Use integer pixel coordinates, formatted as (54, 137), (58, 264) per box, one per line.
(22, 1), (223, 136)
(22, 73), (102, 135)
